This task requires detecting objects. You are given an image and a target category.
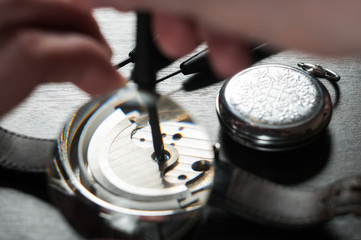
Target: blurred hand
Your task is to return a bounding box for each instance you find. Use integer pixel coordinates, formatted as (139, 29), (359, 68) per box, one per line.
(92, 0), (361, 76)
(0, 0), (125, 116)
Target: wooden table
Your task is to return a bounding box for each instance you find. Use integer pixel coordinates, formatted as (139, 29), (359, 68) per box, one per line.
(0, 9), (361, 240)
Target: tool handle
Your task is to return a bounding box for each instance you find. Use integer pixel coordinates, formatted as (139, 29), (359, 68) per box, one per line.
(133, 13), (157, 91)
(182, 44), (277, 91)
(180, 49), (209, 75)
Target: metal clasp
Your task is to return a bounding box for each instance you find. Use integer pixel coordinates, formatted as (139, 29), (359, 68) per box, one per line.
(298, 62), (341, 82)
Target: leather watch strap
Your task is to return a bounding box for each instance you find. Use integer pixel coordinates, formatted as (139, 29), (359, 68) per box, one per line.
(211, 161), (361, 228)
(0, 127), (55, 172)
(3, 123), (361, 229)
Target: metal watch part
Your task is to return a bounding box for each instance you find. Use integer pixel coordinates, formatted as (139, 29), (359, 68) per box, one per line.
(216, 64), (333, 151)
(49, 87), (215, 239)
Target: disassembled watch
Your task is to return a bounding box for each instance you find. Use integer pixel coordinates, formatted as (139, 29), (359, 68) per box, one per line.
(49, 87), (215, 239)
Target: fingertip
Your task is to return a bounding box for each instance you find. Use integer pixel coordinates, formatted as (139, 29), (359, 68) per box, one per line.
(85, 0), (136, 12)
(59, 40), (126, 94)
(208, 48), (250, 78)
(31, 31), (126, 95)
(153, 13), (201, 59)
(205, 34), (251, 78)
(77, 68), (126, 95)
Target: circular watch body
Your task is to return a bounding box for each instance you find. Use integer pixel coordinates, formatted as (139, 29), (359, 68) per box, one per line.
(216, 64), (332, 151)
(49, 86), (215, 239)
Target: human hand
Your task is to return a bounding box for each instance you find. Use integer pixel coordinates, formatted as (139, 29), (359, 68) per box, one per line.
(0, 0), (125, 117)
(91, 0), (361, 77)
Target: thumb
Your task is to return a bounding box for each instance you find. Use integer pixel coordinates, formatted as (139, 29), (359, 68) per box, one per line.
(0, 30), (125, 115)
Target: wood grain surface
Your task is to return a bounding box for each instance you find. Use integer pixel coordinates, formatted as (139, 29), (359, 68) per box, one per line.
(0, 8), (361, 240)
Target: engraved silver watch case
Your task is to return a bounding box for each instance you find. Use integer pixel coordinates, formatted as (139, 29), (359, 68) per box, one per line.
(49, 87), (215, 239)
(216, 63), (339, 151)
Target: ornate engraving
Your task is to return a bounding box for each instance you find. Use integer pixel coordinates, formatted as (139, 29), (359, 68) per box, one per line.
(227, 66), (321, 126)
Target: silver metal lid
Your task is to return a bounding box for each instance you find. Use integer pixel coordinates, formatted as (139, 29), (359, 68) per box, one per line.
(216, 64), (333, 151)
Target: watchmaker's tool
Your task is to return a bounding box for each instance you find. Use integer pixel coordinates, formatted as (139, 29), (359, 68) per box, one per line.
(133, 13), (166, 163)
(116, 44), (276, 90)
(115, 47), (173, 71)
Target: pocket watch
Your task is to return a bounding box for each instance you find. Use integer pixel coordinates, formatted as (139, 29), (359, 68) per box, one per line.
(217, 63), (340, 151)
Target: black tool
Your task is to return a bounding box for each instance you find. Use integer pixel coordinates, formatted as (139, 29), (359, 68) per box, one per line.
(156, 49), (209, 83)
(115, 47), (174, 71)
(117, 43), (276, 89)
(133, 13), (166, 163)
(114, 54), (133, 69)
(116, 47), (210, 80)
(114, 47), (136, 69)
(181, 43), (277, 91)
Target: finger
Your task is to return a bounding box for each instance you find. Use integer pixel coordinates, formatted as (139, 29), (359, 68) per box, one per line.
(203, 31), (250, 78)
(88, 0), (193, 13)
(153, 13), (201, 58)
(89, 0), (361, 55)
(0, 30), (124, 115)
(25, 30), (125, 93)
(0, 0), (109, 50)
